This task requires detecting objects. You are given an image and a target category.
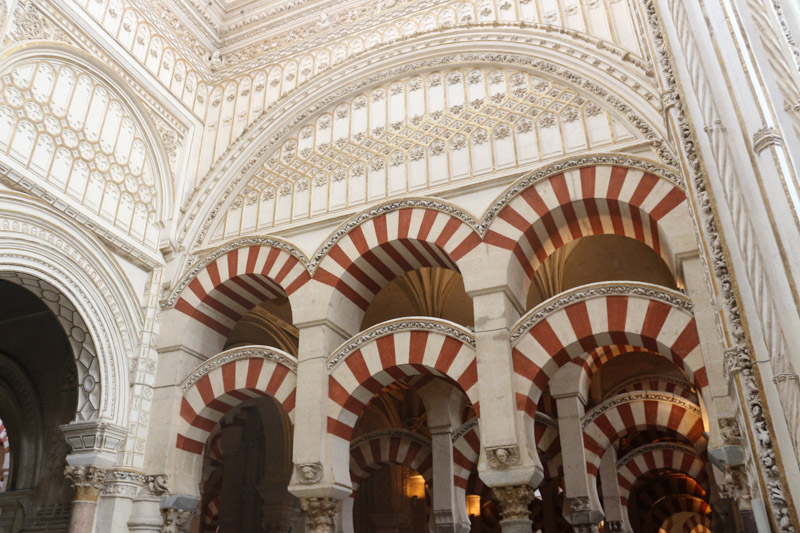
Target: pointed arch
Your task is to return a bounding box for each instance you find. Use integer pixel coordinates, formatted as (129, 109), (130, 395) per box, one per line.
(175, 346), (297, 455)
(166, 238), (310, 339)
(483, 161), (686, 305)
(581, 392), (706, 477)
(510, 282), (706, 421)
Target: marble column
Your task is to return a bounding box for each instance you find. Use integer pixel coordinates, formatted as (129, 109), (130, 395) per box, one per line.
(490, 484), (535, 533)
(64, 465), (106, 533)
(300, 496), (341, 533)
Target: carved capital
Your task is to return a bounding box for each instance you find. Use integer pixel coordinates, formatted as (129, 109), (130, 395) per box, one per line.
(606, 520), (624, 531)
(295, 463), (324, 484)
(490, 484), (535, 521)
(64, 465), (107, 502)
(148, 474), (170, 495)
(753, 126), (783, 154)
(102, 469), (148, 498)
(485, 445), (520, 468)
(299, 497), (341, 533)
(161, 507), (193, 533)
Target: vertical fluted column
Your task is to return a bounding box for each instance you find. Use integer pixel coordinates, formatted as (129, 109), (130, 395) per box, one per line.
(490, 484), (535, 533)
(64, 465), (106, 533)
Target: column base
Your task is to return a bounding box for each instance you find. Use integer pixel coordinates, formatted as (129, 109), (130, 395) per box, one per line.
(499, 518), (533, 533)
(572, 524), (599, 533)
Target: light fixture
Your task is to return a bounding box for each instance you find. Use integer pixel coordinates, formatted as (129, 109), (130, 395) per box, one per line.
(405, 474), (425, 499)
(466, 494), (480, 517)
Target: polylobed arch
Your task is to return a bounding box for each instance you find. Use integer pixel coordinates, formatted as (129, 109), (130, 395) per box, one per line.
(165, 238), (310, 348)
(510, 282), (707, 423)
(581, 391), (706, 477)
(175, 346), (298, 455)
(483, 161), (686, 306)
(0, 45), (173, 258)
(349, 430), (433, 493)
(312, 201), (481, 330)
(616, 443), (708, 508)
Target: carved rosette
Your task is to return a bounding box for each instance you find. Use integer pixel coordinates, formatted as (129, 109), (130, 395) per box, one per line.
(64, 465), (107, 502)
(490, 485), (535, 521)
(299, 497), (341, 533)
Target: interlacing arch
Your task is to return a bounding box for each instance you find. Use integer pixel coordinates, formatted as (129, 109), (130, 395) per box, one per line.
(581, 391), (706, 477)
(510, 281), (707, 420)
(175, 346), (298, 454)
(326, 318), (478, 442)
(483, 161), (686, 304)
(166, 239), (310, 337)
(349, 430), (433, 494)
(616, 442), (708, 508)
(313, 200), (481, 313)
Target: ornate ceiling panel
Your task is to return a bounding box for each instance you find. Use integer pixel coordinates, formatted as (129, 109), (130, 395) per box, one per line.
(0, 58), (163, 251)
(209, 67), (644, 242)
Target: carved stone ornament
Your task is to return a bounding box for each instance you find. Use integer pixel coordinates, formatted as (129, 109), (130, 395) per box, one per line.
(719, 417), (742, 445)
(605, 521), (624, 532)
(723, 345), (752, 384)
(64, 465), (107, 502)
(148, 474), (170, 495)
(295, 463), (324, 484)
(570, 496), (591, 513)
(299, 497), (341, 533)
(485, 445), (520, 468)
(161, 507), (193, 533)
(490, 485), (535, 521)
(102, 469), (148, 498)
(752, 126), (784, 154)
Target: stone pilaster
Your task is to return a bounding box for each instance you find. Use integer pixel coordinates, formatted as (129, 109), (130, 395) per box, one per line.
(299, 496), (341, 533)
(490, 484), (535, 533)
(64, 465), (106, 533)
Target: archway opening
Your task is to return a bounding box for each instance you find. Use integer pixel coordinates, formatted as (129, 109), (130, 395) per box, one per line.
(199, 395), (298, 533)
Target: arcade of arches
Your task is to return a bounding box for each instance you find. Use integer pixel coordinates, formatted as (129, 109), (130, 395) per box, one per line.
(1, 1), (800, 532)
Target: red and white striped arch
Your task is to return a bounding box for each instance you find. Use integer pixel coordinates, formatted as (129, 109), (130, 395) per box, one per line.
(484, 165), (686, 292)
(511, 284), (706, 421)
(172, 243), (310, 336)
(617, 444), (707, 507)
(632, 474), (707, 512)
(582, 392), (705, 477)
(683, 514), (713, 533)
(176, 349), (297, 455)
(202, 495), (220, 533)
(314, 206), (481, 312)
(349, 431), (433, 493)
(453, 420), (480, 490)
(649, 496), (711, 525)
(534, 413), (562, 479)
(327, 320), (478, 442)
(608, 376), (698, 403)
(0, 421), (8, 491)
